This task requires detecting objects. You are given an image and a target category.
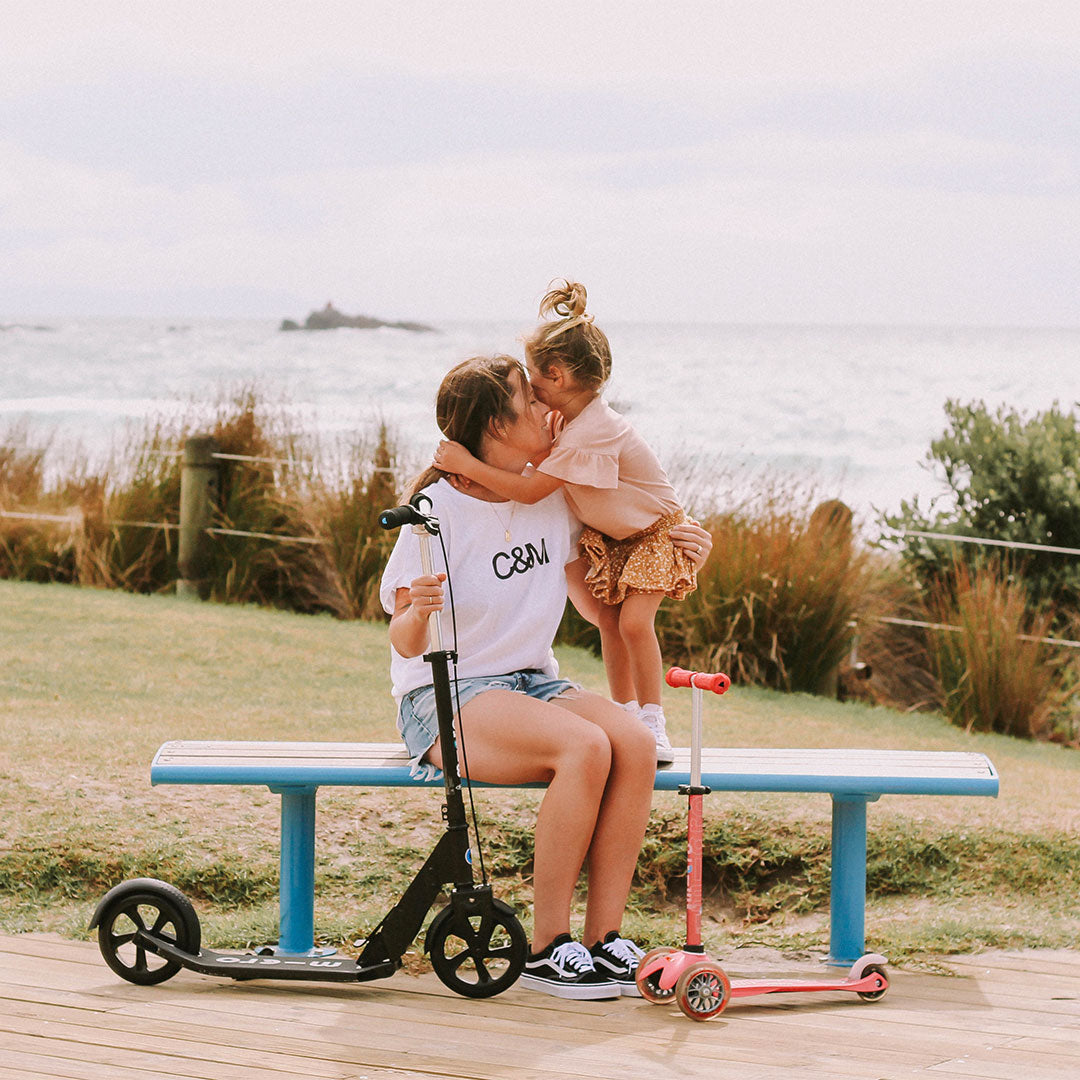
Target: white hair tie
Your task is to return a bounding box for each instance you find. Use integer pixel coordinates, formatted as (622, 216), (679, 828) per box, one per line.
(543, 312), (594, 341)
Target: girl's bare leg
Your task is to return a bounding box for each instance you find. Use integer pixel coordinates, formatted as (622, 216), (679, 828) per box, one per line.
(596, 600), (636, 704)
(424, 689), (613, 950)
(617, 591), (666, 707)
(567, 557), (638, 704)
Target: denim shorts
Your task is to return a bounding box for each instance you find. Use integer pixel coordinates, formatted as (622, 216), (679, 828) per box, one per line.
(398, 670), (579, 777)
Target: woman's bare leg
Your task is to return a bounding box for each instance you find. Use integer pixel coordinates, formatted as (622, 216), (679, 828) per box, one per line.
(546, 689), (656, 945)
(424, 689), (613, 950)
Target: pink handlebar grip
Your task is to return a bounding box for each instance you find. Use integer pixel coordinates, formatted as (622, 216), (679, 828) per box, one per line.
(665, 666), (731, 694)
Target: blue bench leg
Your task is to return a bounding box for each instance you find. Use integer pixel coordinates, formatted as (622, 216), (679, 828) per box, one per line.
(274, 785), (317, 955)
(829, 794), (877, 966)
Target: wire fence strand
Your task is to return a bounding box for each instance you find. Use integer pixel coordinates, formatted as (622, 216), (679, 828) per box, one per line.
(1, 508), (319, 543)
(211, 452), (300, 467)
(872, 614), (1080, 650)
(0, 509), (80, 525)
(206, 527), (326, 545)
(894, 528), (1080, 558)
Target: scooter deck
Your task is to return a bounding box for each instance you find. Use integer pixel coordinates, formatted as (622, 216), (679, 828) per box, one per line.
(729, 969), (886, 999)
(149, 938), (398, 983)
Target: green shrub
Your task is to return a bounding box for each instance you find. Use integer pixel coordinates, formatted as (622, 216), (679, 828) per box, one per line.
(883, 399), (1080, 611)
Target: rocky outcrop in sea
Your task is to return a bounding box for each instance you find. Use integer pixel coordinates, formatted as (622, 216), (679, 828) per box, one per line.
(280, 303), (435, 333)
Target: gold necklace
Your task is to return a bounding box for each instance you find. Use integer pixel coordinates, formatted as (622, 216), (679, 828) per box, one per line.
(487, 499), (516, 543)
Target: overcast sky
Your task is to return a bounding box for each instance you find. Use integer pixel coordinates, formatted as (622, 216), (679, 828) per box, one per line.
(2, 1), (1077, 324)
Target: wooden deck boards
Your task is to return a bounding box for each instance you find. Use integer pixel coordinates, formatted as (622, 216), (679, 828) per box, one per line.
(1, 933), (1077, 1080)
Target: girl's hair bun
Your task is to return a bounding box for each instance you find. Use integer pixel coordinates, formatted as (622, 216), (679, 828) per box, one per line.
(527, 278), (610, 389)
(539, 279), (588, 320)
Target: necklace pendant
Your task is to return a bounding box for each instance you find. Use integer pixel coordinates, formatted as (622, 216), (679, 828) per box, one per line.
(505, 529), (512, 543)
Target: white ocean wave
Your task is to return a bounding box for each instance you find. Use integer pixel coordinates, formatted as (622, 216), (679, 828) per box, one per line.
(2, 317), (1078, 516)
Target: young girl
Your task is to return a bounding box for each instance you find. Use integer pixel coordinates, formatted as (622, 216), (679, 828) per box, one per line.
(433, 281), (697, 764)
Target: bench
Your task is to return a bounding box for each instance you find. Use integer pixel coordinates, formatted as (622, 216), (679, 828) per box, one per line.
(151, 741), (999, 965)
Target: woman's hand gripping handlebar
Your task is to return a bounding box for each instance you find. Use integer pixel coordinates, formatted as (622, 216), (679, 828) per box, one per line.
(665, 667), (731, 695)
(381, 495), (448, 655)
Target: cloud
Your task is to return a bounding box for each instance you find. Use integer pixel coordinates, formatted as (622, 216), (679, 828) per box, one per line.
(5, 1), (1079, 94)
(1, 2), (1078, 321)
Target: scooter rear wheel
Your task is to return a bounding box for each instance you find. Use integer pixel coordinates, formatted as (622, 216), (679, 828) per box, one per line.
(675, 961), (731, 1021)
(856, 964), (890, 1001)
(427, 898), (527, 998)
(95, 880), (201, 985)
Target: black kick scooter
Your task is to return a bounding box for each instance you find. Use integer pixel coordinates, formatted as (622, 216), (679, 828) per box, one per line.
(90, 494), (528, 998)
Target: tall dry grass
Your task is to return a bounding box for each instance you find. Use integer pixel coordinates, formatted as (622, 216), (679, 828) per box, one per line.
(0, 389), (405, 619)
(0, 424), (109, 584)
(838, 555), (940, 711)
(656, 493), (871, 694)
(310, 425), (401, 621)
(927, 559), (1067, 738)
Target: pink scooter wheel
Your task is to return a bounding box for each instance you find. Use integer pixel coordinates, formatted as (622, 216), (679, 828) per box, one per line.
(636, 947), (677, 1004)
(676, 961), (731, 1020)
(856, 964), (889, 1001)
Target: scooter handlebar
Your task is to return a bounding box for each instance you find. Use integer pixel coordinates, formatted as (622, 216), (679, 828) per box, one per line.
(379, 504), (424, 530)
(665, 666), (731, 694)
(379, 493), (438, 533)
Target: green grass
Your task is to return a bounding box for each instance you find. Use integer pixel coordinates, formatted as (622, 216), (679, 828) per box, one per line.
(2, 579), (1078, 966)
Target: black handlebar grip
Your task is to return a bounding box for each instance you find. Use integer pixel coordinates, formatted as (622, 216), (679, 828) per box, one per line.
(379, 504), (423, 530)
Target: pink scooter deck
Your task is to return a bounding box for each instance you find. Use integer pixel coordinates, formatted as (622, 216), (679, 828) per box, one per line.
(637, 948), (890, 1019)
(728, 962), (888, 999)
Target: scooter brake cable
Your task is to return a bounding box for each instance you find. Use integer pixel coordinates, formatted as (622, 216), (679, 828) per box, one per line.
(437, 529), (489, 886)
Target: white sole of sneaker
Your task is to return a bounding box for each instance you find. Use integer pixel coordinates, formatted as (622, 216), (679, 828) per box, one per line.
(591, 963), (644, 996)
(655, 749), (675, 765)
(518, 974), (621, 1000)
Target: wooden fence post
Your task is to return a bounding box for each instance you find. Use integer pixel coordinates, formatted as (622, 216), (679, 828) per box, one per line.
(809, 499), (854, 698)
(177, 434), (219, 599)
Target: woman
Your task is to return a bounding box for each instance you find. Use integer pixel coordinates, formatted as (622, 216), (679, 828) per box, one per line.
(380, 355), (711, 1000)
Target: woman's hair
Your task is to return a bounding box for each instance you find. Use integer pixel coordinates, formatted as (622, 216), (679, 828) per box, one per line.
(524, 279), (612, 390)
(408, 354), (527, 497)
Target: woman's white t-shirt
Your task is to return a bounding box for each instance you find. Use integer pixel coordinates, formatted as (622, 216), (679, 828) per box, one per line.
(379, 480), (581, 704)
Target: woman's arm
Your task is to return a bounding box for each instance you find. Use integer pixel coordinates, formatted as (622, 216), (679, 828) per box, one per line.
(388, 574), (446, 657)
(434, 440), (564, 504)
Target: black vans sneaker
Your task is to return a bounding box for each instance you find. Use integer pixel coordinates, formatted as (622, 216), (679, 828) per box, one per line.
(589, 932), (645, 996)
(519, 934), (620, 1000)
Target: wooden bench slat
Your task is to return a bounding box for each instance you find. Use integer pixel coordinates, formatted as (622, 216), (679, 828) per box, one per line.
(151, 741), (999, 798)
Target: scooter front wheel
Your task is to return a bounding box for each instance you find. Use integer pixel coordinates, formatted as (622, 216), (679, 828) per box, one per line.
(427, 898), (527, 998)
(675, 961), (731, 1021)
(93, 879), (201, 986)
(636, 946), (678, 1004)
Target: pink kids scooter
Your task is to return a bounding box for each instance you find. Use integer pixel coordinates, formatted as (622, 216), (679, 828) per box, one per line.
(635, 666), (890, 1021)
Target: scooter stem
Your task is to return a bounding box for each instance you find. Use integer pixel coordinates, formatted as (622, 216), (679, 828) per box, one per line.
(414, 523), (444, 651)
(691, 682), (703, 788)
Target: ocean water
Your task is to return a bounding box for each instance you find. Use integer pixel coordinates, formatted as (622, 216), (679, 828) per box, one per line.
(2, 317), (1077, 521)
